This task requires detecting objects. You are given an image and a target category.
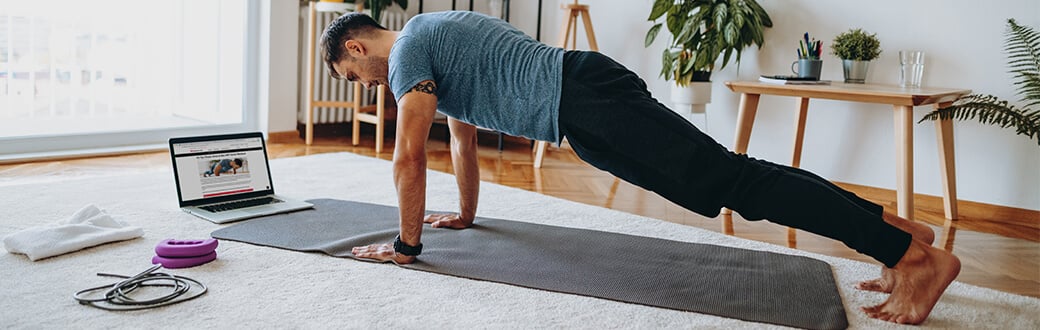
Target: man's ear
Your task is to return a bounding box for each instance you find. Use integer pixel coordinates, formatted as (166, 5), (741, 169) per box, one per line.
(344, 40), (365, 58)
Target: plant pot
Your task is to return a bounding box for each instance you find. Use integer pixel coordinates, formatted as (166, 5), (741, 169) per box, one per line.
(670, 82), (712, 114)
(842, 59), (870, 84)
(315, 0), (355, 12)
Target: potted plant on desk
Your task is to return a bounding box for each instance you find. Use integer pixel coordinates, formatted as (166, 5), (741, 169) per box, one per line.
(644, 0), (772, 122)
(830, 28), (881, 83)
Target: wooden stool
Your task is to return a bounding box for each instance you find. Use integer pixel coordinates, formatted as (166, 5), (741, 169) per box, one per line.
(533, 0), (598, 168)
(556, 1), (598, 51)
(306, 1), (361, 146)
(305, 1), (393, 154)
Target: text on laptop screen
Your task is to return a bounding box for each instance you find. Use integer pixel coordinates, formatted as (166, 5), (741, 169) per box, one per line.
(171, 137), (273, 202)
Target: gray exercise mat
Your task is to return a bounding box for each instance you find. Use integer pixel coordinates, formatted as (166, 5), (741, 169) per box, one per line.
(212, 199), (847, 329)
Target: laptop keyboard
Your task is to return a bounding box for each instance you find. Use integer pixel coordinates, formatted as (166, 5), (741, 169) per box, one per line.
(200, 197), (282, 213)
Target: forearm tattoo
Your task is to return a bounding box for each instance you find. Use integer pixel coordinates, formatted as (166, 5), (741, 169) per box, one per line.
(411, 81), (437, 94)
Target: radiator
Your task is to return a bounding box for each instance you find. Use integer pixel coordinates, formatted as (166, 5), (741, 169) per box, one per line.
(298, 5), (409, 124)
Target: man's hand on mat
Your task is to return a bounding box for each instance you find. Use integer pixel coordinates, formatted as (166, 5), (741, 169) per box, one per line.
(424, 213), (473, 229)
(351, 243), (416, 264)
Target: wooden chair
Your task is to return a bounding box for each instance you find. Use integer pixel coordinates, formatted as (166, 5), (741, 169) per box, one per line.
(352, 86), (396, 153)
(304, 1), (401, 154)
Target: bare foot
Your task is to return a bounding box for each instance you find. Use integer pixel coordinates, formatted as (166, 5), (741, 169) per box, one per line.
(861, 239), (961, 325)
(858, 212), (936, 292)
(857, 267), (896, 293)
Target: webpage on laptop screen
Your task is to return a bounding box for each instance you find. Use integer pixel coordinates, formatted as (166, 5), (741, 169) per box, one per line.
(172, 137), (272, 202)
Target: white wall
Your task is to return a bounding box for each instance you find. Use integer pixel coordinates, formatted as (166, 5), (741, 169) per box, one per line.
(262, 0), (1039, 210)
(260, 0), (300, 134)
(538, 0), (1039, 210)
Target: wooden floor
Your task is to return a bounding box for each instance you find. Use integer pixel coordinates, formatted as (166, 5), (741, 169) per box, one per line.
(1, 129), (1037, 298)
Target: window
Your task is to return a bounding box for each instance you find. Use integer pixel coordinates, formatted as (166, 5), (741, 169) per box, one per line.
(0, 0), (255, 158)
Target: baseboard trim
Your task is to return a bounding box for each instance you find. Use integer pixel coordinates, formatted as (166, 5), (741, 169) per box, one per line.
(0, 144), (167, 165)
(268, 131), (303, 144)
(833, 181), (1039, 242)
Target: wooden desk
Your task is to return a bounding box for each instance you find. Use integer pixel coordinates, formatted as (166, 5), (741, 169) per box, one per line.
(724, 81), (971, 222)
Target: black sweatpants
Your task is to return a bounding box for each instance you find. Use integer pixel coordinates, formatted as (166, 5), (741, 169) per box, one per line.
(556, 51), (911, 268)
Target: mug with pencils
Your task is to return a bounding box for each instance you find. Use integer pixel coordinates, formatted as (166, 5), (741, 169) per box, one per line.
(792, 32), (823, 79)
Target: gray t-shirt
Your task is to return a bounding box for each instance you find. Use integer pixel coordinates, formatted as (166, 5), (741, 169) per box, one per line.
(389, 11), (564, 143)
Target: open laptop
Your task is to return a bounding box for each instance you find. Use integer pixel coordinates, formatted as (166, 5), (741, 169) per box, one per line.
(169, 132), (313, 223)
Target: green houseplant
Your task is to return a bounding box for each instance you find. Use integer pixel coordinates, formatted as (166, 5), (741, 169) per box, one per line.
(349, 0), (407, 22)
(644, 0), (773, 86)
(830, 28), (881, 83)
(316, 0), (408, 22)
(919, 19), (1039, 146)
(643, 0), (771, 121)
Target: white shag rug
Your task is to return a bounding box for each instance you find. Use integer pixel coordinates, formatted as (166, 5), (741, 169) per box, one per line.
(1, 152), (1037, 329)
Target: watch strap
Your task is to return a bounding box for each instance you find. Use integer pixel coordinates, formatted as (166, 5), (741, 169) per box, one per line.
(393, 235), (423, 256)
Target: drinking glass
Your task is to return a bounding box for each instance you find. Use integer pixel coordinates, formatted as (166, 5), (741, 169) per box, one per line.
(899, 51), (925, 88)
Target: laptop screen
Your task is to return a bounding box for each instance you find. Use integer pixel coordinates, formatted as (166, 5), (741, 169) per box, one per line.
(170, 133), (274, 206)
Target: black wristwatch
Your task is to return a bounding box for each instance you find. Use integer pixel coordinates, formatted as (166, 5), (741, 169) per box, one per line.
(393, 235), (423, 256)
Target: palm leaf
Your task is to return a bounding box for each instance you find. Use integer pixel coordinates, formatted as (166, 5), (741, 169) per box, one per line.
(921, 19), (1040, 146)
(919, 94), (1040, 145)
(1006, 19), (1040, 108)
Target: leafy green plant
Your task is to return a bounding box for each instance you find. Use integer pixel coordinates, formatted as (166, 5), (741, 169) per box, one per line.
(830, 28), (881, 61)
(644, 0), (772, 86)
(336, 0), (408, 22)
(919, 19), (1040, 146)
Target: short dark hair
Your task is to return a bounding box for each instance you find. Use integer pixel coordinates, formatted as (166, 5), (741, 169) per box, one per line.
(320, 12), (388, 79)
(232, 158), (244, 166)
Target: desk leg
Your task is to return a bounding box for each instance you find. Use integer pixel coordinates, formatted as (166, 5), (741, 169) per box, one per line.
(732, 93), (761, 154)
(934, 102), (959, 220)
(791, 98), (810, 168)
(722, 93), (760, 220)
(786, 97), (810, 248)
(894, 105), (915, 220)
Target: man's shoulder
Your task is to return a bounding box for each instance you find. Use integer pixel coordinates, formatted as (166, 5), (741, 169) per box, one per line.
(395, 12), (485, 55)
(406, 11), (488, 31)
(412, 11), (484, 21)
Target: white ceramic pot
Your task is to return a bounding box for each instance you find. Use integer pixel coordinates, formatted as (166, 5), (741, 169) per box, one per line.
(670, 82), (712, 114)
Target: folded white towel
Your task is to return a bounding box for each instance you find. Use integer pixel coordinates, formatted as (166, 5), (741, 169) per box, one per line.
(3, 204), (144, 261)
